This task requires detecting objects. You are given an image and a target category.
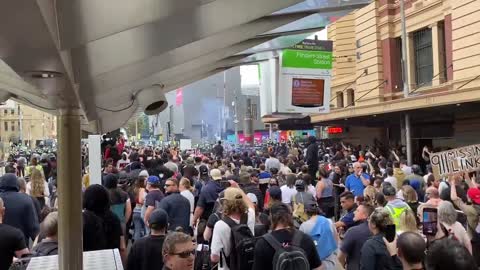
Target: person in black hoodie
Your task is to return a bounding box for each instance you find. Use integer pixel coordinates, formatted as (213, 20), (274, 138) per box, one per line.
(305, 136), (319, 180)
(0, 173), (39, 243)
(360, 208), (402, 270)
(240, 172), (264, 212)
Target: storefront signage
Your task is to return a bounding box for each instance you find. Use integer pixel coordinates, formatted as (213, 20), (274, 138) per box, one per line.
(327, 127), (344, 134)
(430, 144), (480, 178)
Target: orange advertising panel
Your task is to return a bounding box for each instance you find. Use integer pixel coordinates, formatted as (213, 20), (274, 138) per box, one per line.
(291, 78), (325, 107)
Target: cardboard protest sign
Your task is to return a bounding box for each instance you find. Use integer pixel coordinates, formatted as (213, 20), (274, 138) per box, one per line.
(430, 144), (480, 178)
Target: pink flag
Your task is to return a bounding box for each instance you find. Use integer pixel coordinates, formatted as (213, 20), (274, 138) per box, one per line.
(176, 88), (183, 106)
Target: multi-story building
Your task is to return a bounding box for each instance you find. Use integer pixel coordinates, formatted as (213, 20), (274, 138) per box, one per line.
(0, 100), (56, 147)
(312, 0), (480, 156)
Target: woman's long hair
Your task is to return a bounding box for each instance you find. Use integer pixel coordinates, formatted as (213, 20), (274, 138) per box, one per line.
(30, 168), (45, 197)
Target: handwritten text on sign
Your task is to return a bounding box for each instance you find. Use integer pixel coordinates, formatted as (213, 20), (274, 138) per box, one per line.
(430, 144), (480, 178)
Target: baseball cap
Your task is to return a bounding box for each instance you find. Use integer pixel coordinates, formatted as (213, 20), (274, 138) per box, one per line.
(382, 184), (397, 196)
(139, 170), (149, 177)
(148, 208), (168, 228)
(246, 193), (258, 204)
(223, 187), (244, 201)
(186, 157), (195, 165)
(199, 165), (209, 177)
(467, 188), (480, 205)
(210, 169), (222, 181)
(304, 201), (318, 213)
(147, 175), (160, 185)
(269, 186), (282, 200)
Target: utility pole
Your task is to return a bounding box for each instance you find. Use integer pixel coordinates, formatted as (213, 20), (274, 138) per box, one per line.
(400, 0), (413, 165)
(233, 89), (239, 145)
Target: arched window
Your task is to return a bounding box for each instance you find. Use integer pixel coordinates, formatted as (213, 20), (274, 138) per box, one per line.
(336, 92), (344, 108)
(347, 89), (355, 106)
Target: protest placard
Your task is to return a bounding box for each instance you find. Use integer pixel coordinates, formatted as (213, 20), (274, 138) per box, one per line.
(430, 144), (480, 178)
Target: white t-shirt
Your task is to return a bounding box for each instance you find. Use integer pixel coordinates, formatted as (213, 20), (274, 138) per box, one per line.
(211, 208), (255, 270)
(280, 185), (298, 204)
(307, 184), (316, 199)
(384, 176), (398, 190)
(180, 190), (195, 224)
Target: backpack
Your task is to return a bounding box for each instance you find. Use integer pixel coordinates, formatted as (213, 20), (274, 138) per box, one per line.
(292, 194), (308, 226)
(262, 230), (310, 270)
(220, 215), (256, 270)
(309, 216), (337, 261)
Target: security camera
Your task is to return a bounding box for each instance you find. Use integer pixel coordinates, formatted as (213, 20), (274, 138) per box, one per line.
(136, 84), (168, 115)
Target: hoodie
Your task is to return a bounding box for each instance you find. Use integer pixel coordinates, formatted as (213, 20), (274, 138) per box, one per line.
(393, 168), (405, 191)
(0, 173), (40, 241)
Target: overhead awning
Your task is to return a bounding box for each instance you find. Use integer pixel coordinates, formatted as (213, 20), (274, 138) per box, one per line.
(0, 0), (371, 133)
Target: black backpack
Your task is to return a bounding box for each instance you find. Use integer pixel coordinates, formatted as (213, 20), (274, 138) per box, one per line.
(262, 230), (310, 270)
(220, 215), (255, 270)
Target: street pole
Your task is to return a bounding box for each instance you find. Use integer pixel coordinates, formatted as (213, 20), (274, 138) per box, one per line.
(400, 0), (413, 165)
(233, 88), (239, 145)
(135, 117), (138, 143)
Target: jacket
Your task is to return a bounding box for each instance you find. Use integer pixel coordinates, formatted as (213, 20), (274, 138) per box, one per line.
(0, 173), (40, 241)
(393, 168), (405, 191)
(242, 183), (264, 211)
(360, 234), (402, 270)
(306, 143), (319, 167)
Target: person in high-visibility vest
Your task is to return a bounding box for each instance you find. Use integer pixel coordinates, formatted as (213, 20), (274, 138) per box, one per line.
(383, 184), (411, 233)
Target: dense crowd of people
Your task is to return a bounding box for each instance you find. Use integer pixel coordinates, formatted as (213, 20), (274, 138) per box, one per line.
(0, 135), (479, 270)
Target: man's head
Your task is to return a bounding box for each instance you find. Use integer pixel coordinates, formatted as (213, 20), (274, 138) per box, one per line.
(393, 161), (400, 169)
(382, 184), (397, 201)
(218, 141), (222, 145)
(386, 167), (394, 177)
(210, 169), (222, 181)
(149, 208), (168, 233)
(221, 188), (247, 216)
(339, 191), (355, 211)
(270, 202), (294, 230)
(425, 187), (440, 200)
(162, 232), (195, 270)
(238, 173), (251, 185)
(146, 175), (161, 190)
(353, 162), (363, 176)
(397, 232), (426, 266)
(353, 203), (375, 222)
(164, 178), (179, 194)
(425, 237), (477, 270)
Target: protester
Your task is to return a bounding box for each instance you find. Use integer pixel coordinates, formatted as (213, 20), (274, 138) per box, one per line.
(131, 173), (147, 241)
(252, 202), (322, 270)
(292, 179), (316, 226)
(300, 201), (338, 270)
(0, 173), (39, 242)
(0, 197), (29, 270)
(384, 168), (397, 190)
(436, 200), (472, 254)
(305, 136), (319, 179)
(179, 178), (195, 226)
(265, 151), (281, 172)
(144, 175), (165, 228)
(393, 161), (406, 191)
(345, 162), (370, 198)
(210, 186), (255, 270)
(32, 211), (58, 256)
(280, 173), (297, 204)
(82, 184), (126, 261)
(104, 173), (132, 237)
(450, 174), (480, 264)
(162, 231), (196, 270)
(192, 168), (224, 234)
(159, 177), (191, 234)
(360, 207), (402, 270)
(338, 203), (374, 270)
(383, 184), (411, 233)
(425, 237), (477, 270)
(383, 231), (426, 270)
(239, 172), (264, 212)
(316, 167), (334, 218)
(335, 191), (357, 232)
(26, 168), (50, 209)
(264, 185), (282, 215)
(127, 209), (168, 270)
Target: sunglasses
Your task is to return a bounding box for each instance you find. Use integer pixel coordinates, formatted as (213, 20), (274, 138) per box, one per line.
(171, 249), (195, 258)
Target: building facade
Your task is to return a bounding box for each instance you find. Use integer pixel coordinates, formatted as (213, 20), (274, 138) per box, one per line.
(0, 100), (56, 147)
(313, 0), (480, 152)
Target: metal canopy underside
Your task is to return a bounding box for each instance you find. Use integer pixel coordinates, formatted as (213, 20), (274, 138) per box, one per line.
(0, 0), (370, 133)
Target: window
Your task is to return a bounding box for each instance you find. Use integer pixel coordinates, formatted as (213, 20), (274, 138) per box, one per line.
(251, 103), (258, 120)
(11, 121), (14, 131)
(347, 89), (355, 106)
(413, 28), (433, 87)
(438, 21), (447, 82)
(4, 121), (7, 131)
(336, 92), (344, 108)
(394, 37), (404, 91)
(3, 110), (7, 115)
(11, 109), (14, 115)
